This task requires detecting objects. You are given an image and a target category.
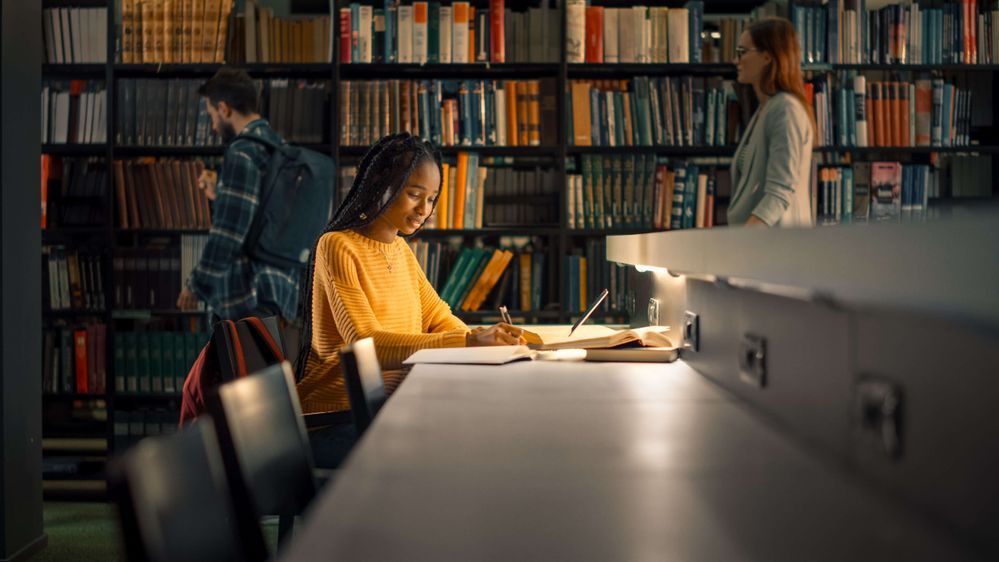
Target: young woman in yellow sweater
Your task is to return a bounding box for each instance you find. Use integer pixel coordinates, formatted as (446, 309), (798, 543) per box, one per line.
(296, 133), (524, 466)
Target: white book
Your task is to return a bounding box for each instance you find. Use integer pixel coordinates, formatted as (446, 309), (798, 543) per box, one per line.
(413, 1), (428, 64)
(41, 87), (50, 143)
(452, 2), (469, 64)
(84, 9), (95, 63)
(617, 7), (635, 63)
(565, 0), (585, 63)
(668, 8), (687, 63)
(50, 9), (65, 63)
(70, 8), (83, 63)
(359, 5), (373, 63)
(96, 90), (107, 142)
(398, 5), (414, 63)
(59, 9), (73, 64)
(495, 86), (507, 145)
(853, 75), (867, 147)
(99, 8), (109, 63)
(439, 6), (452, 63)
(78, 91), (90, 144)
(52, 90), (67, 143)
(603, 8), (619, 63)
(632, 7), (648, 63)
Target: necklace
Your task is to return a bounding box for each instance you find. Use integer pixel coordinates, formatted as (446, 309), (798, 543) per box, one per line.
(376, 244), (397, 272)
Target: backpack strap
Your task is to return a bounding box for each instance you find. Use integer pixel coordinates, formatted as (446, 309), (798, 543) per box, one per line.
(236, 132), (285, 152)
(240, 316), (286, 364)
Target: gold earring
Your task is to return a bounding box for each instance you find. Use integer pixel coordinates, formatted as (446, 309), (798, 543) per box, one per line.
(359, 212), (367, 220)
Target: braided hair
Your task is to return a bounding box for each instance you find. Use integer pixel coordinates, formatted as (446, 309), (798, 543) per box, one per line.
(295, 132), (443, 380)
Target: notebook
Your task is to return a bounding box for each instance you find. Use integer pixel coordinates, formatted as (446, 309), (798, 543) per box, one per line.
(403, 346), (536, 365)
(403, 346), (589, 365)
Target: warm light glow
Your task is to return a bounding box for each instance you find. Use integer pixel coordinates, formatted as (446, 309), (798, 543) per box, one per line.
(635, 264), (670, 275)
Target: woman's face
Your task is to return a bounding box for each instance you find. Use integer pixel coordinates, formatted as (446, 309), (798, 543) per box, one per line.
(378, 160), (440, 235)
(735, 31), (772, 87)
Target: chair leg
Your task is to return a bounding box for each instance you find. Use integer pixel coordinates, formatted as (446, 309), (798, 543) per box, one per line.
(277, 513), (294, 547)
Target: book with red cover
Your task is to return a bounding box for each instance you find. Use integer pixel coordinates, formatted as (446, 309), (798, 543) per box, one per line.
(489, 0), (504, 63)
(74, 328), (88, 393)
(585, 6), (603, 63)
(339, 7), (351, 63)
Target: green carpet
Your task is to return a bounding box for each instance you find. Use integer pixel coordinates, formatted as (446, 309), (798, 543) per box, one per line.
(31, 502), (279, 561)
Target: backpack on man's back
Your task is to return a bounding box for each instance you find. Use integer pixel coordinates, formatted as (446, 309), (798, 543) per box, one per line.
(240, 134), (334, 269)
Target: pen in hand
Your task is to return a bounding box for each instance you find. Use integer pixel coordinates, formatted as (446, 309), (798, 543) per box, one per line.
(499, 305), (513, 325)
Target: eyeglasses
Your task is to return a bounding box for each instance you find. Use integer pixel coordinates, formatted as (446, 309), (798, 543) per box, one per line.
(735, 47), (759, 59)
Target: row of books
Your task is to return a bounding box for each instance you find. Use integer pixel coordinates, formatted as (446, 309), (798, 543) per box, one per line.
(119, 0), (233, 64)
(793, 0), (999, 65)
(410, 239), (549, 312)
(41, 81), (108, 145)
(116, 79), (219, 147)
(261, 79), (331, 144)
(569, 78), (746, 148)
(112, 247), (184, 311)
(812, 75), (975, 149)
(113, 331), (206, 395)
(112, 159), (212, 230)
(813, 161), (933, 224)
(564, 239), (630, 315)
(41, 156), (108, 229)
(340, 79), (556, 147)
(234, 0), (332, 63)
(43, 7), (108, 63)
(113, 409), (182, 452)
(567, 155), (727, 230)
(42, 323), (107, 395)
(567, 2), (704, 64)
(44, 247), (106, 312)
(425, 154), (559, 229)
(339, 0), (560, 64)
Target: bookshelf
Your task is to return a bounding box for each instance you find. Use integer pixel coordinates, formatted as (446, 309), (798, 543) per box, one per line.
(39, 0), (999, 490)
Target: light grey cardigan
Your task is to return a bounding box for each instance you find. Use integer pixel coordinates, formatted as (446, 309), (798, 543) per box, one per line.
(727, 92), (814, 227)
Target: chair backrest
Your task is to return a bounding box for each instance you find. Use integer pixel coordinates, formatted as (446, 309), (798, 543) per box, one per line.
(110, 420), (267, 562)
(209, 361), (318, 521)
(341, 337), (387, 435)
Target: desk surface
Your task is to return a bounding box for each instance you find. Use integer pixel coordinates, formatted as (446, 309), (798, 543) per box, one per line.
(282, 361), (976, 561)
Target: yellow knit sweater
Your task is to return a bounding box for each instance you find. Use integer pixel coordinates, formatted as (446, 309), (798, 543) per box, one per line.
(297, 230), (469, 413)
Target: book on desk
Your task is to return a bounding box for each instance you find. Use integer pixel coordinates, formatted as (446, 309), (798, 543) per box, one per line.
(403, 325), (677, 365)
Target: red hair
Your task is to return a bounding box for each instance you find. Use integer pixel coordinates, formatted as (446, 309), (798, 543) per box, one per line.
(747, 17), (816, 134)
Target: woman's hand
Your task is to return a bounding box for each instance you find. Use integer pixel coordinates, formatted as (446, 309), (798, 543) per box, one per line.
(746, 214), (769, 227)
(465, 323), (527, 346)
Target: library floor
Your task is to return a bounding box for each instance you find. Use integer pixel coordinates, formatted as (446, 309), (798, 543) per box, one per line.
(31, 502), (279, 561)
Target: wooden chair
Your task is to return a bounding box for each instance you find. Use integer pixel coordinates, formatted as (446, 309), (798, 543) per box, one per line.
(340, 337), (387, 436)
(109, 420), (268, 562)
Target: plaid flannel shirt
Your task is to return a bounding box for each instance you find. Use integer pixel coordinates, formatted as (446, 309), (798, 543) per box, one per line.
(187, 119), (301, 321)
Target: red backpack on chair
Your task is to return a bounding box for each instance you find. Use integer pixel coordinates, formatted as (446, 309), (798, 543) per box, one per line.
(179, 317), (285, 426)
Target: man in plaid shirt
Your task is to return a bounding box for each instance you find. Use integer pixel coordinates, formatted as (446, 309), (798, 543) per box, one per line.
(176, 68), (300, 323)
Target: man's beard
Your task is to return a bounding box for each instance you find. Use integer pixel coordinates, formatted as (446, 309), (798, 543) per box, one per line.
(219, 122), (238, 144)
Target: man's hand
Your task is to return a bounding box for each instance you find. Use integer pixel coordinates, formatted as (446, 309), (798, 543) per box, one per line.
(176, 288), (200, 311)
(745, 214), (769, 227)
(198, 169), (218, 201)
(466, 323), (526, 346)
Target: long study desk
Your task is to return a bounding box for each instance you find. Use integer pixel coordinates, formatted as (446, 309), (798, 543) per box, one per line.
(281, 360), (978, 561)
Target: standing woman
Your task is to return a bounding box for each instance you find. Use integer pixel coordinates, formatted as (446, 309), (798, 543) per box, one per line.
(729, 17), (816, 227)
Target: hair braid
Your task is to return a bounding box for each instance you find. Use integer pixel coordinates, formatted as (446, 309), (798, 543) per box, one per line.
(294, 133), (443, 381)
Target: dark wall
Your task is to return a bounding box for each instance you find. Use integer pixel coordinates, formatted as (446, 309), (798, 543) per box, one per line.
(1, 0), (45, 559)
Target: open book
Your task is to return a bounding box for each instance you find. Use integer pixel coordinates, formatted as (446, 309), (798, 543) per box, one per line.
(522, 325), (673, 350)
